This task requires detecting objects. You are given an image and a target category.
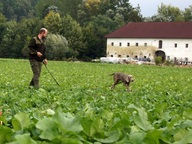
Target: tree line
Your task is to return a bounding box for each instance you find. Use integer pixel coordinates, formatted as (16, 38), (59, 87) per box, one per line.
(0, 0), (191, 61)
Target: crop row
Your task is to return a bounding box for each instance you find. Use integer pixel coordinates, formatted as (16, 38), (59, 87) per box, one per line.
(0, 59), (192, 143)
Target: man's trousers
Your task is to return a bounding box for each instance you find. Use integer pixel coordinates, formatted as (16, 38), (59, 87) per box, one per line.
(29, 59), (43, 88)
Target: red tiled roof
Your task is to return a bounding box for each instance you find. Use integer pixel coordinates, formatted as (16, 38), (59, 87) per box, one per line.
(105, 22), (192, 39)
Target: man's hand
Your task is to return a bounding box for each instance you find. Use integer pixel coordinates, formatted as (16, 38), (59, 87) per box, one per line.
(37, 52), (42, 57)
(43, 59), (48, 65)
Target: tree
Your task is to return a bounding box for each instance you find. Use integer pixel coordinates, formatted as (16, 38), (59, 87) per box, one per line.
(0, 13), (6, 23)
(35, 0), (57, 18)
(77, 0), (101, 25)
(44, 11), (62, 34)
(82, 23), (104, 59)
(184, 5), (192, 21)
(82, 15), (114, 59)
(78, 0), (142, 25)
(59, 0), (82, 20)
(0, 21), (17, 58)
(99, 0), (142, 22)
(115, 0), (143, 22)
(0, 0), (144, 60)
(150, 3), (184, 22)
(0, 0), (37, 21)
(0, 2), (3, 13)
(43, 5), (59, 18)
(83, 0), (101, 14)
(46, 34), (69, 60)
(61, 15), (86, 58)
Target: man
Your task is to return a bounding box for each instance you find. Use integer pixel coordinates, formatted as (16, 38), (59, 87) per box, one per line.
(28, 28), (48, 88)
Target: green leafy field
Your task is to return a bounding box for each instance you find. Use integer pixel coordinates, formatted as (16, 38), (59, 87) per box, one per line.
(0, 59), (192, 144)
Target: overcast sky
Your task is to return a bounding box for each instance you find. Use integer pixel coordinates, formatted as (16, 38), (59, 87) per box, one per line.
(129, 0), (192, 17)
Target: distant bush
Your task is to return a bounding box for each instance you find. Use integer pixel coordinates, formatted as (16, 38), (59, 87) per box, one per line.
(155, 56), (162, 65)
(46, 34), (69, 60)
(164, 60), (174, 66)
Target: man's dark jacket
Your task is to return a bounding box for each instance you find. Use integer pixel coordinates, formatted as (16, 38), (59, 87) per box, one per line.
(28, 36), (46, 62)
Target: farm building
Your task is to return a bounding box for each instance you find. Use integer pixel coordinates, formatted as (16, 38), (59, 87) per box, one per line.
(105, 22), (192, 63)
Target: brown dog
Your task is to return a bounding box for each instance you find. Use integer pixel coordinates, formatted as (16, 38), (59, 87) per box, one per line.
(111, 72), (134, 92)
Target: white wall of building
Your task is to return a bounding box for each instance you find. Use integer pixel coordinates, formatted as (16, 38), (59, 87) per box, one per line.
(107, 38), (192, 62)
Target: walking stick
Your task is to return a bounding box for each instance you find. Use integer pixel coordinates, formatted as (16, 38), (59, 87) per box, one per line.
(44, 63), (60, 86)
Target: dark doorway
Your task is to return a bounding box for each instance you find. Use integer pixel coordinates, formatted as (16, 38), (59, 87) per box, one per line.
(155, 50), (166, 62)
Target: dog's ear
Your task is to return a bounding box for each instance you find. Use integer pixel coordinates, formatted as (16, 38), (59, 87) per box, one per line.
(125, 76), (130, 83)
(128, 75), (133, 82)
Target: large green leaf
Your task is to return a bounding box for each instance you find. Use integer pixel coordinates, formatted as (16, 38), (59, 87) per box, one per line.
(95, 130), (120, 143)
(0, 115), (7, 125)
(12, 112), (31, 131)
(173, 130), (192, 144)
(13, 134), (37, 144)
(181, 120), (192, 128)
(110, 118), (130, 131)
(144, 129), (162, 144)
(128, 104), (154, 131)
(183, 109), (192, 119)
(90, 117), (104, 138)
(36, 117), (59, 141)
(81, 117), (93, 137)
(129, 132), (146, 144)
(59, 137), (83, 144)
(81, 116), (104, 138)
(100, 110), (113, 120)
(54, 111), (83, 133)
(0, 126), (13, 143)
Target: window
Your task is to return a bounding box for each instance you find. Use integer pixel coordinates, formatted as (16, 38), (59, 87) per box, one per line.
(127, 55), (129, 57)
(174, 57), (177, 62)
(111, 42), (114, 46)
(185, 57), (188, 62)
(144, 56), (147, 58)
(186, 44), (189, 48)
(135, 56), (138, 58)
(127, 43), (130, 46)
(159, 40), (163, 48)
(136, 43), (138, 46)
(167, 56), (170, 61)
(119, 43), (122, 46)
(144, 43), (147, 47)
(175, 43), (177, 48)
(111, 55), (113, 57)
(118, 55), (121, 58)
